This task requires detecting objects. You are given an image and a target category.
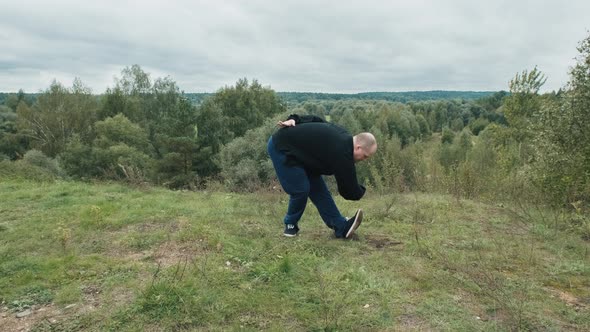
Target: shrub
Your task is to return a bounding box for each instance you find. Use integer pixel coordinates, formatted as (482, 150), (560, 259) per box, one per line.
(0, 160), (56, 182)
(60, 135), (97, 178)
(217, 118), (278, 192)
(441, 127), (454, 144)
(93, 144), (151, 182)
(22, 149), (64, 177)
(469, 117), (489, 135)
(365, 136), (404, 193)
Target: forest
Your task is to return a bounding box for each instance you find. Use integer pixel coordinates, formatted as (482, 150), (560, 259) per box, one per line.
(1, 33), (589, 217)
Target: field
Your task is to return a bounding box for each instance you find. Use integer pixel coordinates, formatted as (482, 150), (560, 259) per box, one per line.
(1, 179), (589, 331)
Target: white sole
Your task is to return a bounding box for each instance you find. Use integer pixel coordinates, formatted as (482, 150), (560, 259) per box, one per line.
(345, 209), (363, 238)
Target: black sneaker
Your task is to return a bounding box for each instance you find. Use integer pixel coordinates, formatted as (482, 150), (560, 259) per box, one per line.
(344, 209), (363, 239)
(284, 224), (299, 237)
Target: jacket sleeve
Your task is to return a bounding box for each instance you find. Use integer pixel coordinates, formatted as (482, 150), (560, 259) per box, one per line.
(287, 114), (326, 124)
(333, 160), (366, 201)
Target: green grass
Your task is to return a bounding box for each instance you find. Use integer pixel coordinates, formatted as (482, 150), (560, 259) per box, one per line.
(0, 179), (589, 331)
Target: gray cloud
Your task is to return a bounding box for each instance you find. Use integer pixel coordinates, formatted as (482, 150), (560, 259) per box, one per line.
(1, 0), (589, 93)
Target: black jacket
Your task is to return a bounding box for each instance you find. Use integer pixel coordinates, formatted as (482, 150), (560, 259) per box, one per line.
(272, 114), (366, 200)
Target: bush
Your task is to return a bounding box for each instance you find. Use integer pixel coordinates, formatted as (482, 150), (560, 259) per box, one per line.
(0, 160), (56, 182)
(469, 117), (489, 135)
(22, 149), (64, 177)
(93, 144), (151, 182)
(365, 136), (404, 193)
(155, 152), (198, 189)
(441, 127), (454, 144)
(60, 135), (97, 179)
(217, 117), (279, 192)
(399, 141), (427, 191)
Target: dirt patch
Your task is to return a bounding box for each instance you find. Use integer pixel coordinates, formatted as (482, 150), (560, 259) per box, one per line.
(546, 287), (589, 311)
(108, 219), (190, 239)
(397, 311), (434, 331)
(119, 239), (208, 268)
(152, 241), (205, 268)
(291, 231), (404, 249)
(305, 230), (336, 240)
(106, 218), (202, 261)
(81, 284), (101, 309)
(124, 220), (181, 233)
(0, 303), (76, 332)
(365, 234), (403, 249)
(0, 285), (140, 332)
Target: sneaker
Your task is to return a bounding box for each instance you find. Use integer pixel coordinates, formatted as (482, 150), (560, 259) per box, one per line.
(344, 209), (363, 239)
(283, 224), (299, 237)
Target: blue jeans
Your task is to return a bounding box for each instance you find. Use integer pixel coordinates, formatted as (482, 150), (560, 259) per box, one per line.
(267, 137), (348, 237)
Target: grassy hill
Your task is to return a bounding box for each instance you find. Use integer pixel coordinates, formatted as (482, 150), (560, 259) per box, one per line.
(0, 179), (588, 331)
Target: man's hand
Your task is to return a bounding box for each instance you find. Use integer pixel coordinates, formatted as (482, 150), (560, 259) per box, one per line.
(277, 119), (296, 128)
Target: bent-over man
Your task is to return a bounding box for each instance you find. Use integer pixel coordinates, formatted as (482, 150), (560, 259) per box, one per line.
(267, 114), (377, 238)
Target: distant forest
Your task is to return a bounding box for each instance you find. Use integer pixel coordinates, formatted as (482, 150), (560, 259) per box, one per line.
(1, 90), (496, 107)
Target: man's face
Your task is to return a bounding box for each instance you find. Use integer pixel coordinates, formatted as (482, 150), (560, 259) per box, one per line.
(353, 144), (376, 162)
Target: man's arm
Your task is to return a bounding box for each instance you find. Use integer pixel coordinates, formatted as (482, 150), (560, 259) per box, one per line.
(334, 161), (366, 201)
(277, 114), (325, 127)
(288, 114), (326, 124)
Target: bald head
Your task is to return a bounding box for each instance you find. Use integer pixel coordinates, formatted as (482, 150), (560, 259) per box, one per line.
(352, 132), (377, 162)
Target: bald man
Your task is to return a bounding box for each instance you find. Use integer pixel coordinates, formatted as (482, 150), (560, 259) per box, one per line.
(267, 114), (377, 238)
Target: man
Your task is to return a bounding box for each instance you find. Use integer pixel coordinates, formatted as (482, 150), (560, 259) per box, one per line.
(267, 114), (377, 239)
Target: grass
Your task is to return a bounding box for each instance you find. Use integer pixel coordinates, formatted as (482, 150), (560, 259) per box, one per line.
(0, 179), (589, 331)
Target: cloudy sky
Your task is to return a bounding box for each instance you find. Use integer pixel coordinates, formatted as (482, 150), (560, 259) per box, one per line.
(1, 0), (589, 93)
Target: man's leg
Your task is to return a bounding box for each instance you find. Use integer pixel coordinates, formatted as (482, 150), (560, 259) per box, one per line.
(308, 175), (348, 238)
(267, 138), (310, 227)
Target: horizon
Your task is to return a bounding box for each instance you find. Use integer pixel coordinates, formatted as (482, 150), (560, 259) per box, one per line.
(0, 88), (503, 95)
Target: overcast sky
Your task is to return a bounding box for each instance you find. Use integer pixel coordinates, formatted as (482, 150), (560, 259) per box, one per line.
(1, 1), (589, 94)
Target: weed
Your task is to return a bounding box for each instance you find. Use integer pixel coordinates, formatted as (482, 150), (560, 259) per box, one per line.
(277, 255), (291, 274)
(8, 285), (53, 312)
(53, 222), (72, 254)
(137, 282), (205, 324)
(315, 267), (342, 330)
(89, 205), (103, 226)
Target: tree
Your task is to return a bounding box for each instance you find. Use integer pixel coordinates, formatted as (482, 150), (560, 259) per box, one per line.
(469, 117), (489, 135)
(194, 78), (285, 180)
(216, 117), (281, 191)
(60, 134), (96, 178)
(533, 33), (590, 205)
(3, 90), (33, 111)
(477, 90), (508, 112)
(336, 109), (362, 134)
(17, 79), (98, 157)
(118, 64), (151, 95)
(194, 98), (232, 178)
(503, 67), (546, 140)
(416, 114), (431, 137)
(92, 114), (151, 180)
(94, 114), (149, 151)
(98, 66), (201, 187)
(0, 104), (29, 159)
(302, 102), (327, 119)
(209, 78), (286, 138)
(441, 127), (454, 144)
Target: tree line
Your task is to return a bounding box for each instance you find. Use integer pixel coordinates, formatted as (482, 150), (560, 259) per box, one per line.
(1, 33), (589, 211)
(0, 70), (505, 189)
